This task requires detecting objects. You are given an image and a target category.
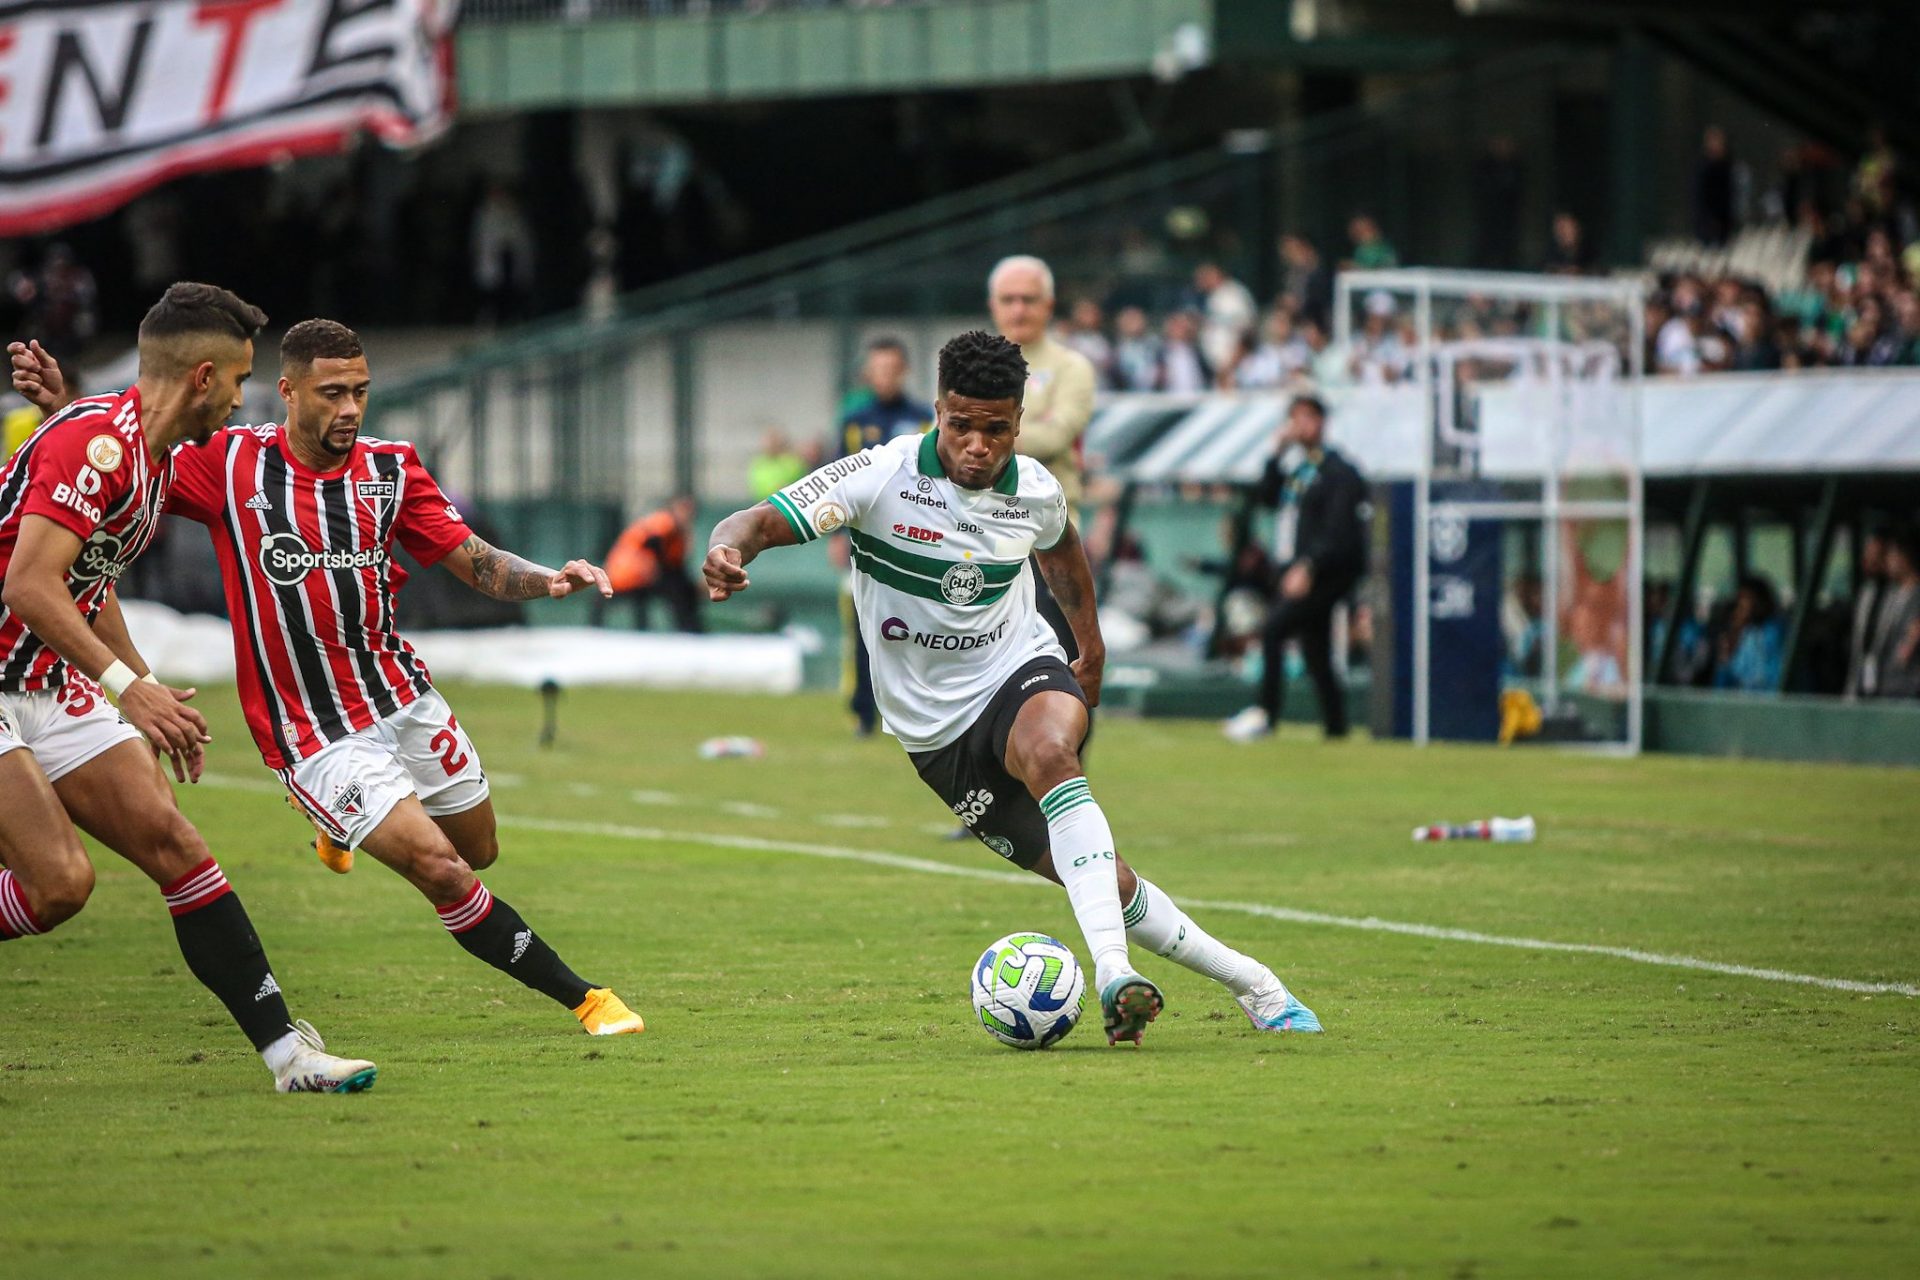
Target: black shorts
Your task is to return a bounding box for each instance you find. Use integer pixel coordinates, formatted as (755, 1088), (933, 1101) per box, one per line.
(908, 655), (1087, 870)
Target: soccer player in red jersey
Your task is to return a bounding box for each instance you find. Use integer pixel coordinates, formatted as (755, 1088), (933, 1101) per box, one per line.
(0, 287), (376, 1092)
(15, 321), (645, 1037)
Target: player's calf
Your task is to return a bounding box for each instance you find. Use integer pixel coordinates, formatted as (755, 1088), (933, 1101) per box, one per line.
(364, 798), (634, 1027)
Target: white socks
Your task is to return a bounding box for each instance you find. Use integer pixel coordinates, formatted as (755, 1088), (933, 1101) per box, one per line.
(1122, 877), (1271, 999)
(1039, 778), (1133, 991)
(261, 1029), (302, 1076)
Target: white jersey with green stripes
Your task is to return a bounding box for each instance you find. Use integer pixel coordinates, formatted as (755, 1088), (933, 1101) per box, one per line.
(767, 432), (1070, 752)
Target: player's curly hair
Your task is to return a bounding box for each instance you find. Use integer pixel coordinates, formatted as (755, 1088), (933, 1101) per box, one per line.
(937, 329), (1027, 404)
(281, 318), (364, 373)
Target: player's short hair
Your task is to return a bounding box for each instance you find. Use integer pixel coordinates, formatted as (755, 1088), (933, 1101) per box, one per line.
(281, 318), (365, 374)
(988, 255), (1054, 301)
(937, 330), (1027, 404)
(865, 335), (909, 361)
(1289, 393), (1328, 420)
(137, 283), (265, 375)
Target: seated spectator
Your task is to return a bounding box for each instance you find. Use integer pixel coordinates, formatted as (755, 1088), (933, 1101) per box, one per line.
(1349, 292), (1409, 383)
(1156, 310), (1212, 392)
(1859, 527), (1920, 697)
(1061, 297), (1116, 388)
(1233, 310), (1312, 390)
(1112, 305), (1162, 391)
(1711, 575), (1785, 692)
(1731, 294), (1782, 371)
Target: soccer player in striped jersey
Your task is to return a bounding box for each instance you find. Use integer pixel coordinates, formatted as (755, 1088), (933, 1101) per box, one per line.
(703, 331), (1320, 1044)
(1, 287), (375, 1093)
(14, 321), (643, 1038)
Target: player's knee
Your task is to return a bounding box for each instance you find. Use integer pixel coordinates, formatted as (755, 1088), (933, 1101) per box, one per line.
(405, 835), (473, 904)
(26, 854), (95, 928)
(158, 809), (209, 862)
(124, 808), (211, 884)
(1022, 736), (1085, 796)
(462, 832), (499, 871)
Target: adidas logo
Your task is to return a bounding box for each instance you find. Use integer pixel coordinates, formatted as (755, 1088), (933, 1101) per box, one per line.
(245, 492), (272, 511)
(255, 973), (282, 1001)
(510, 929), (532, 964)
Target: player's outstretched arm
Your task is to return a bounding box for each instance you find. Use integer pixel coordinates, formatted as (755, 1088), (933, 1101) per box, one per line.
(1033, 521), (1107, 706)
(703, 503), (799, 602)
(1, 517), (210, 759)
(8, 340), (75, 414)
(440, 534), (614, 602)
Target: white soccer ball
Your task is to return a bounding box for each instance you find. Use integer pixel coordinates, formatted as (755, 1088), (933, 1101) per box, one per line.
(970, 933), (1085, 1049)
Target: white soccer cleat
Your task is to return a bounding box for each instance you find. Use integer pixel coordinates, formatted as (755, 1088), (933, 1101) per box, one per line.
(273, 1019), (378, 1093)
(1236, 971), (1323, 1033)
(1222, 706), (1273, 743)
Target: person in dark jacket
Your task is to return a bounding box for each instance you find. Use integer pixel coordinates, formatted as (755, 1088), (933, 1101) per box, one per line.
(1224, 395), (1370, 741)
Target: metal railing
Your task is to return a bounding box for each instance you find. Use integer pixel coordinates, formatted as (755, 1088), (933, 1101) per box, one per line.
(378, 47), (1583, 509)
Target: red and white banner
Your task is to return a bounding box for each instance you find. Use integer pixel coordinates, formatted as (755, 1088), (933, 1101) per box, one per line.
(0, 0), (458, 236)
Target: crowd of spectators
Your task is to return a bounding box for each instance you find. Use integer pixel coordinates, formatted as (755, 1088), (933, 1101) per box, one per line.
(1049, 126), (1920, 390)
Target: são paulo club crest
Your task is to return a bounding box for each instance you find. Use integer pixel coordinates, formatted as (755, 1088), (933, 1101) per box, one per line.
(354, 478), (397, 520)
(330, 781), (366, 817)
(940, 561), (986, 604)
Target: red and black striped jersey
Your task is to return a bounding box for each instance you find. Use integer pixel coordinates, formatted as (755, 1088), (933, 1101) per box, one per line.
(167, 424), (472, 770)
(0, 386), (170, 692)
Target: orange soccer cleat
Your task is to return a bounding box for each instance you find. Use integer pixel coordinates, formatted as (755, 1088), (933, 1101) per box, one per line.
(285, 793), (354, 874)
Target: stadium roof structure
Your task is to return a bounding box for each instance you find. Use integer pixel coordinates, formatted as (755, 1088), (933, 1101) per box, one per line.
(1085, 370), (1920, 485)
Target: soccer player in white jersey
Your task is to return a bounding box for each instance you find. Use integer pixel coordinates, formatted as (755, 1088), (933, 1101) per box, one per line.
(704, 330), (1320, 1043)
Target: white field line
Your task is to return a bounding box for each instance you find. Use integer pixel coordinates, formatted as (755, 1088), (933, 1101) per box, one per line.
(198, 774), (1919, 998)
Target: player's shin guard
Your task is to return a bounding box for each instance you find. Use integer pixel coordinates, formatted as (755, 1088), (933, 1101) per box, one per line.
(1122, 878), (1265, 996)
(435, 880), (594, 1008)
(161, 860), (294, 1050)
(1038, 778), (1132, 990)
(0, 870), (46, 939)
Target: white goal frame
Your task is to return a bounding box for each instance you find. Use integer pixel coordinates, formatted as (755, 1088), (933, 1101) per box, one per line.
(1335, 268), (1647, 754)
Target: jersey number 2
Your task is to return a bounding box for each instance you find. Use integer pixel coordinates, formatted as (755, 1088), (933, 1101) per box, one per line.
(429, 716), (470, 777)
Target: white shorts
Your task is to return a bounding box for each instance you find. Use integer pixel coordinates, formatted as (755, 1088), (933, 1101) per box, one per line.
(279, 688), (489, 850)
(0, 674), (145, 783)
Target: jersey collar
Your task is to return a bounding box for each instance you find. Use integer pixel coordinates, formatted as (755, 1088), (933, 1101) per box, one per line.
(917, 429), (1020, 496)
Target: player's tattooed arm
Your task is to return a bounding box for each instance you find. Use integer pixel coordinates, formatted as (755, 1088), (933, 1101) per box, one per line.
(1033, 521), (1108, 706)
(442, 535), (613, 602)
(703, 503), (799, 601)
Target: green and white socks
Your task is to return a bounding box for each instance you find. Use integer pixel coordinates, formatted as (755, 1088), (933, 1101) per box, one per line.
(1122, 877), (1270, 998)
(1039, 777), (1133, 991)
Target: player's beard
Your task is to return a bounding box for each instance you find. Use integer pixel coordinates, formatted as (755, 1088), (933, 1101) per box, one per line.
(304, 410), (358, 458)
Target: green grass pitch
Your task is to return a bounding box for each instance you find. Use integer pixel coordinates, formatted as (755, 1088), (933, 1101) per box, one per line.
(3, 682), (1916, 1278)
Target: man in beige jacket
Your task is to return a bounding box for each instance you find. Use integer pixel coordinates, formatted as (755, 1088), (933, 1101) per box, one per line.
(988, 255), (1098, 534)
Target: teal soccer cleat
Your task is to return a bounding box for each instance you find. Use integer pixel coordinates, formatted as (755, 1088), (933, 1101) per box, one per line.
(1100, 973), (1163, 1046)
(1237, 977), (1323, 1033)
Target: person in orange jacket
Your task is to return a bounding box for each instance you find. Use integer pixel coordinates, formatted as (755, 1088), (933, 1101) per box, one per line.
(596, 495), (703, 631)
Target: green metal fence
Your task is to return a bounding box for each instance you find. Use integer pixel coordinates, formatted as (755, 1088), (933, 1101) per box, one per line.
(375, 46), (1589, 514)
